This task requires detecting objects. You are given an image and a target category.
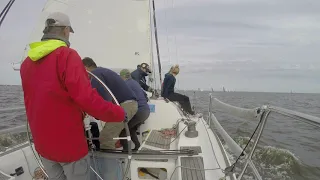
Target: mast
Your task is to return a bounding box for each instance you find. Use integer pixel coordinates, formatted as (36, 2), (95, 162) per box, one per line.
(151, 0), (163, 85)
(0, 0), (16, 28)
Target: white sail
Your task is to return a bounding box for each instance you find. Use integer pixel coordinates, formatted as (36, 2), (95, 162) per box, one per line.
(22, 0), (154, 74)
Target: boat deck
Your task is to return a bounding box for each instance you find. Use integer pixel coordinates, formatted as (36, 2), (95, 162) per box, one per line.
(0, 171), (12, 180)
(181, 157), (205, 180)
(144, 130), (171, 149)
(0, 99), (233, 180)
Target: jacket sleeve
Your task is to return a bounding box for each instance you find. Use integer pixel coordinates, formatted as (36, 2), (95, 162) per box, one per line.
(131, 71), (150, 91)
(139, 77), (150, 91)
(131, 71), (139, 82)
(90, 74), (113, 102)
(61, 49), (125, 122)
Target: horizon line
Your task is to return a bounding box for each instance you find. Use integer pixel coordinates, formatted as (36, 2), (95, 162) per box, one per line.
(1, 84), (319, 94)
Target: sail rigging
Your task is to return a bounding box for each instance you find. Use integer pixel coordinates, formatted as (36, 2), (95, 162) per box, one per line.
(0, 0), (16, 29)
(151, 0), (162, 85)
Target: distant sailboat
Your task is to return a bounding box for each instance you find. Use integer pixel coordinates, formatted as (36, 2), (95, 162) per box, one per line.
(223, 86), (226, 92)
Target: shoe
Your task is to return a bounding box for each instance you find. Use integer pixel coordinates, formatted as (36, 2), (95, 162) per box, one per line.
(132, 143), (141, 151)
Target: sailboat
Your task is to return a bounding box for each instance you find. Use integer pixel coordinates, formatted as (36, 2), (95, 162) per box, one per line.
(1, 0), (320, 180)
(0, 0), (235, 179)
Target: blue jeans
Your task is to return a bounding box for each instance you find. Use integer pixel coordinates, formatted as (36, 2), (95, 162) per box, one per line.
(90, 157), (122, 180)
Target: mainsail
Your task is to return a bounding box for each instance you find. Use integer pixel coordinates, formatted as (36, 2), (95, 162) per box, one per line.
(21, 0), (155, 74)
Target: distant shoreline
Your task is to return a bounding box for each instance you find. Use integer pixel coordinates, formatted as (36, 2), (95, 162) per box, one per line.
(1, 85), (319, 94)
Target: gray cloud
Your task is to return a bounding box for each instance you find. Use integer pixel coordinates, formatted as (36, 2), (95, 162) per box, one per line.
(152, 0), (320, 92)
(1, 0), (320, 93)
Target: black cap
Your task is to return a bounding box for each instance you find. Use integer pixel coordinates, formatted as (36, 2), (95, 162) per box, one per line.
(140, 63), (152, 73)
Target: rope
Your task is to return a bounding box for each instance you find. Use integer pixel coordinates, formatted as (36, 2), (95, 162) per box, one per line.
(166, 0), (181, 89)
(164, 0), (171, 65)
(0, 0), (12, 19)
(0, 0), (15, 29)
(151, 0), (163, 85)
(90, 166), (104, 180)
(224, 111), (264, 174)
(0, 0), (15, 27)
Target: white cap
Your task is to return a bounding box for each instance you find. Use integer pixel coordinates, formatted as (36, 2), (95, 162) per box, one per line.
(46, 12), (74, 33)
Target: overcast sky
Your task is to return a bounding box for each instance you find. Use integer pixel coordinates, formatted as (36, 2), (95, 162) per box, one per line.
(1, 0), (320, 93)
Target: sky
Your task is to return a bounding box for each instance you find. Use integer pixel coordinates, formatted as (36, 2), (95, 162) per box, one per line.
(0, 0), (320, 93)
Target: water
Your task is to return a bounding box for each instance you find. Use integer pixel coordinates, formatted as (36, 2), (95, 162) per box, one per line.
(1, 85), (320, 179)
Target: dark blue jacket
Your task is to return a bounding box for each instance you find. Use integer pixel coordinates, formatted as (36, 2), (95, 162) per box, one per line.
(162, 73), (176, 98)
(91, 67), (137, 103)
(131, 66), (150, 91)
(125, 79), (149, 110)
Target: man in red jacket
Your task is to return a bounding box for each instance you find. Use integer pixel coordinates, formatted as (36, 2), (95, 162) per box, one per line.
(20, 12), (125, 180)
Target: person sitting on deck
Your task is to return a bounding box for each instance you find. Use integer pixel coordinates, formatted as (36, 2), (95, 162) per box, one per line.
(20, 12), (126, 180)
(82, 57), (138, 149)
(131, 63), (154, 93)
(161, 66), (174, 96)
(161, 65), (195, 115)
(119, 69), (151, 151)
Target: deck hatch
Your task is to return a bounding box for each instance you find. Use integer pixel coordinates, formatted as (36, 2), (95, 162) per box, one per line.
(181, 157), (205, 180)
(145, 130), (171, 149)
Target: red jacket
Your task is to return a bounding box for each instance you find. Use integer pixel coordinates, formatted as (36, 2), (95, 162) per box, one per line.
(20, 40), (125, 162)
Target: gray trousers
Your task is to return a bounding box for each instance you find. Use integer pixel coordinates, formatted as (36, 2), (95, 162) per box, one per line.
(41, 154), (90, 180)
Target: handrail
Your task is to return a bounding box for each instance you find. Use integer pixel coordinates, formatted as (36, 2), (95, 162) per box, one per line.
(86, 70), (132, 180)
(212, 98), (320, 129)
(210, 113), (243, 157)
(208, 95), (320, 180)
(269, 106), (320, 128)
(212, 98), (261, 121)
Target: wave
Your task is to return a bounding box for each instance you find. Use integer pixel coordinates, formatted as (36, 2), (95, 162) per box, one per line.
(0, 132), (28, 152)
(223, 136), (320, 180)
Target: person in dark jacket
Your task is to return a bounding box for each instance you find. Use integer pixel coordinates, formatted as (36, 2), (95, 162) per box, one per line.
(161, 66), (174, 96)
(131, 63), (154, 92)
(119, 69), (150, 150)
(82, 57), (138, 149)
(20, 12), (125, 180)
(162, 65), (194, 115)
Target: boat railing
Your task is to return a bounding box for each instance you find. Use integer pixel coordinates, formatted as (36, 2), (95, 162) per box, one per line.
(2, 93), (320, 179)
(207, 93), (320, 180)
